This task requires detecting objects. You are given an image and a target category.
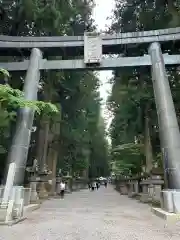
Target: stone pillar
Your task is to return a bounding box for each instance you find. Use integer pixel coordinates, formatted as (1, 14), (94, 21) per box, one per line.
(30, 181), (39, 203)
(134, 181), (139, 194)
(1, 163), (16, 207)
(24, 188), (31, 206)
(149, 42), (180, 189)
(148, 184), (154, 198)
(153, 184), (162, 202)
(56, 177), (61, 195)
(128, 182), (134, 197)
(37, 182), (48, 199)
(142, 183), (148, 193)
(2, 48), (42, 205)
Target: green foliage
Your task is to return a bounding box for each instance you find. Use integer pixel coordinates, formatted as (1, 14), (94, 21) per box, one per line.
(112, 143), (143, 175)
(0, 84), (59, 115)
(0, 68), (10, 77)
(88, 115), (110, 178)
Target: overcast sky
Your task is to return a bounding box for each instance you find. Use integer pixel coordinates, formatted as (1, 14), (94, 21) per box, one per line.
(92, 0), (115, 128)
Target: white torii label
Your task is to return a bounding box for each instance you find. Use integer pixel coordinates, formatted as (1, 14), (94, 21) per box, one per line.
(84, 32), (102, 64)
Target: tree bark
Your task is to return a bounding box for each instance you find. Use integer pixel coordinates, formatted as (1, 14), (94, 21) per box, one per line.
(36, 120), (49, 172)
(144, 110), (153, 174)
(47, 147), (58, 195)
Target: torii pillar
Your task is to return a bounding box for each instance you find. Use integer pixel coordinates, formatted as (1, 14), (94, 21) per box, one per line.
(149, 42), (180, 189)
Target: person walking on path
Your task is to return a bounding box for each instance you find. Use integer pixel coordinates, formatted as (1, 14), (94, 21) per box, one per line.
(96, 181), (100, 190)
(60, 180), (66, 198)
(88, 181), (92, 190)
(104, 180), (107, 188)
(91, 181), (96, 191)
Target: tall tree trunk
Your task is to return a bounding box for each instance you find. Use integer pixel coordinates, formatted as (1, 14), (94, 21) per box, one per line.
(47, 147), (58, 195)
(36, 119), (50, 172)
(144, 110), (153, 174)
(36, 79), (52, 198)
(36, 120), (50, 199)
(41, 120), (50, 173)
(37, 77), (53, 172)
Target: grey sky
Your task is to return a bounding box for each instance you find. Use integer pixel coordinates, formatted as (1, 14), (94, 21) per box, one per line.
(92, 0), (115, 128)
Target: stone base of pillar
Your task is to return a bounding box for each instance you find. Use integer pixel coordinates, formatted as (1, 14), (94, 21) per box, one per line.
(30, 182), (39, 203)
(0, 187), (24, 225)
(48, 178), (57, 196)
(66, 185), (72, 194)
(139, 193), (152, 203)
(152, 207), (180, 222)
(48, 192), (56, 197)
(118, 184), (128, 195)
(152, 190), (180, 221)
(0, 208), (8, 222)
(128, 192), (138, 198)
(30, 190), (39, 203)
(37, 182), (48, 199)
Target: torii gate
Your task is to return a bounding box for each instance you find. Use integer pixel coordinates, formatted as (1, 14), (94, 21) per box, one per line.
(1, 27), (180, 205)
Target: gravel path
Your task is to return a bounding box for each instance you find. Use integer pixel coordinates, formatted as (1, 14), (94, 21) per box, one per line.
(0, 186), (180, 240)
